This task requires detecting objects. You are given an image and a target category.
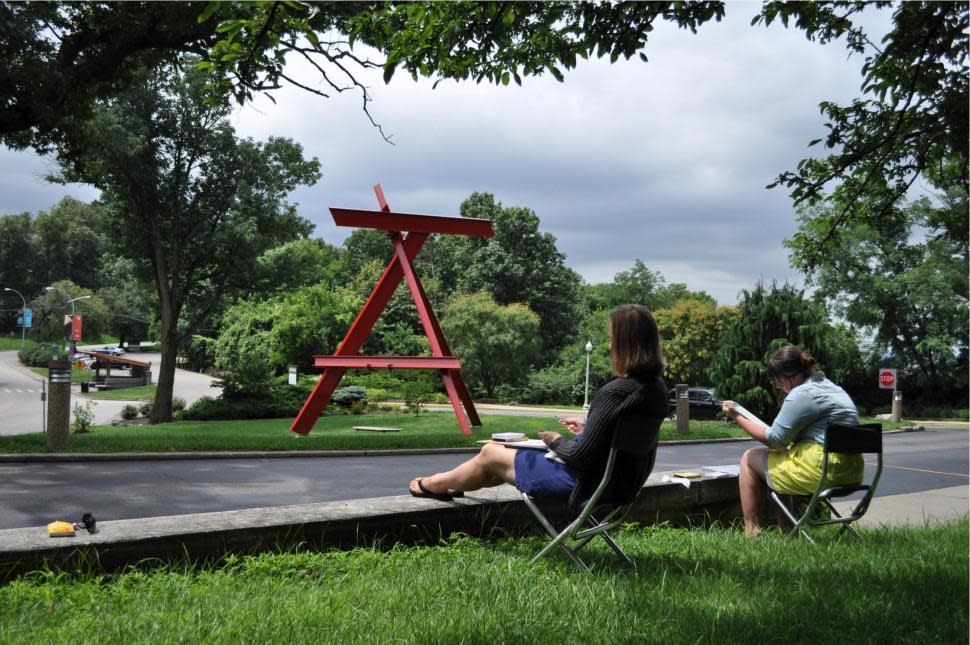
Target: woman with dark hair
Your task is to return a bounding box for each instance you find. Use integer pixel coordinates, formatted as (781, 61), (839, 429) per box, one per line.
(409, 304), (669, 503)
(721, 345), (861, 537)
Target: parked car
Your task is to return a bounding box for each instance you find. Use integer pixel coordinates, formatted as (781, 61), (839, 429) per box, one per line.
(95, 345), (125, 356)
(667, 387), (722, 420)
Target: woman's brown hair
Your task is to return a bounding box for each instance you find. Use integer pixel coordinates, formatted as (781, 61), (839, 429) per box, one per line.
(609, 304), (666, 377)
(766, 345), (819, 382)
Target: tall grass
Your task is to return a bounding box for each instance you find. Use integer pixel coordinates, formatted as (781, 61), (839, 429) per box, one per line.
(0, 520), (965, 642)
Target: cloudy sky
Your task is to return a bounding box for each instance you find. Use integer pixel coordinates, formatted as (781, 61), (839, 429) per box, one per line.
(0, 6), (893, 305)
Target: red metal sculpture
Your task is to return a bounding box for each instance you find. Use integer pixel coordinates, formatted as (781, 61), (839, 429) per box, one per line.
(291, 184), (494, 436)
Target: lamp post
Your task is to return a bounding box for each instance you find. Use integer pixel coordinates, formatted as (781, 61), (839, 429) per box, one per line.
(4, 287), (26, 347)
(583, 340), (593, 410)
(66, 295), (92, 315)
(45, 287), (90, 346)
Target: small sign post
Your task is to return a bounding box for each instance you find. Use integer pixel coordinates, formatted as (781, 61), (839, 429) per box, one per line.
(879, 368), (902, 421)
(288, 365), (298, 386)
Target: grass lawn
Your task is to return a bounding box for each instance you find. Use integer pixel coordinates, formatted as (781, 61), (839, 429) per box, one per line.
(0, 520), (965, 642)
(81, 384), (156, 401)
(0, 413), (911, 454)
(30, 366), (93, 384)
(0, 336), (29, 351)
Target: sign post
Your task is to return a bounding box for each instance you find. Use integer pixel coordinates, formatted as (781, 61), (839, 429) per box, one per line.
(879, 368), (901, 422)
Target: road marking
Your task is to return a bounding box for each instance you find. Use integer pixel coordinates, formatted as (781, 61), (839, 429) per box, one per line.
(868, 461), (970, 479)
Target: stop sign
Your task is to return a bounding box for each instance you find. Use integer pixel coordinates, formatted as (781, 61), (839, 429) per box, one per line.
(878, 369), (897, 389)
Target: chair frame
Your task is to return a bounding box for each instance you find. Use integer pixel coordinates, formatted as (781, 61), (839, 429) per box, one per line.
(768, 422), (883, 545)
(521, 417), (660, 572)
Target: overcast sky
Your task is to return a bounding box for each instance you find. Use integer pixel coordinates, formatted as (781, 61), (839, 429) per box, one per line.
(0, 6), (894, 305)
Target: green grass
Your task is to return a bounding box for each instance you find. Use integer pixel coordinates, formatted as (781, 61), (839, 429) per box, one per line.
(0, 413), (912, 454)
(30, 366), (93, 384)
(82, 384), (156, 401)
(0, 520), (965, 642)
(0, 336), (29, 351)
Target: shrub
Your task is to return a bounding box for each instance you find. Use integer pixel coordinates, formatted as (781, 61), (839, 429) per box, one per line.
(120, 405), (139, 420)
(18, 343), (59, 368)
(139, 401), (153, 418)
(71, 402), (95, 434)
(171, 397), (187, 412)
(332, 386), (367, 408)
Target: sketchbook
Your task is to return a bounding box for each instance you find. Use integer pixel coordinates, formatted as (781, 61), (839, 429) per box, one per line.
(731, 403), (767, 427)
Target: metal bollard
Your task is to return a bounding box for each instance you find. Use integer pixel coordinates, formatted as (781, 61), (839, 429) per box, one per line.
(46, 359), (72, 450)
(676, 383), (689, 435)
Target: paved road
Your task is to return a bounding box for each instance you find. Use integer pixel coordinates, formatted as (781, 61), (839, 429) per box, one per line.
(0, 349), (222, 434)
(0, 427), (964, 530)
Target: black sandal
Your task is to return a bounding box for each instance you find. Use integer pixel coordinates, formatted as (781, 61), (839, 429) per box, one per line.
(410, 478), (462, 501)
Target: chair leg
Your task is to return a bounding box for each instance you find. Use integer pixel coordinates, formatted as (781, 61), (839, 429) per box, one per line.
(598, 531), (635, 569)
(821, 500), (862, 540)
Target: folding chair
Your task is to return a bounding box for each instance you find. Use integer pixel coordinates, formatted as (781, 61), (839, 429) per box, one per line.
(768, 422), (883, 545)
(521, 416), (662, 571)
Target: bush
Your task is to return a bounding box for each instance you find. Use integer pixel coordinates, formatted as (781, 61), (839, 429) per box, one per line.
(332, 386), (367, 408)
(18, 343), (59, 368)
(71, 402), (95, 434)
(519, 364), (580, 405)
(172, 397), (187, 412)
(139, 402), (153, 418)
(120, 405), (139, 420)
(183, 395), (301, 421)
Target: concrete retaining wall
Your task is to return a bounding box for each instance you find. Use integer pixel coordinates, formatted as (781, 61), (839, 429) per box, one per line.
(0, 471), (740, 581)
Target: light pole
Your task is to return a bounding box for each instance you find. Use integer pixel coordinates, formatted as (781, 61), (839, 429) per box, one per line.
(66, 295), (92, 315)
(4, 287), (26, 347)
(583, 340), (593, 410)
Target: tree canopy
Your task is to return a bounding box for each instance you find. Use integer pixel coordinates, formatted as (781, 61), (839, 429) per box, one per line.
(4, 2), (963, 255)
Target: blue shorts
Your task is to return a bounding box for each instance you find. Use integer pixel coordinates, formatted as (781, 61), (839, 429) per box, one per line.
(514, 449), (576, 498)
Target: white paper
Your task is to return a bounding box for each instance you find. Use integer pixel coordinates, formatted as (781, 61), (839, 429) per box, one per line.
(662, 475), (692, 489)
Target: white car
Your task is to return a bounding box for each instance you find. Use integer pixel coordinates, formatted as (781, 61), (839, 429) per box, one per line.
(96, 345), (125, 356)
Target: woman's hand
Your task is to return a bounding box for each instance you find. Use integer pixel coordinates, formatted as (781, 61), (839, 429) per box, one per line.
(721, 400), (739, 420)
(538, 431), (561, 446)
(558, 416), (586, 434)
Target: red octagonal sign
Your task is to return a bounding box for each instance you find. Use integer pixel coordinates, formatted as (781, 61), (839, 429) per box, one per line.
(879, 369), (897, 389)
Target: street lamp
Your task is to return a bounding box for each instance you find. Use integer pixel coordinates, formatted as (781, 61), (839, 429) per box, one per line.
(66, 295), (92, 315)
(583, 340), (593, 410)
(3, 287), (26, 347)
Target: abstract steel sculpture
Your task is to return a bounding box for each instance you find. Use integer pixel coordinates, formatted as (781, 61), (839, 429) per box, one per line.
(291, 184), (494, 436)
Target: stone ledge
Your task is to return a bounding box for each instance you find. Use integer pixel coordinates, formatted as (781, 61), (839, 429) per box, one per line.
(0, 471), (740, 581)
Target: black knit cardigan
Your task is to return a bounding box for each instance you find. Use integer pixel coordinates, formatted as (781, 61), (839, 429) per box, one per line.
(550, 372), (669, 510)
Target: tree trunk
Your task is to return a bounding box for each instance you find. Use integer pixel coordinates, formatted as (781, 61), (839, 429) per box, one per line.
(151, 295), (179, 423)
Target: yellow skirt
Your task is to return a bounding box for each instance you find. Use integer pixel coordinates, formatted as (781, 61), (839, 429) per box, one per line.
(767, 443), (864, 496)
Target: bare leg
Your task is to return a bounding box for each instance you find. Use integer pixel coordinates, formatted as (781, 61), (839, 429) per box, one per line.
(739, 447), (770, 537)
(410, 442), (517, 495)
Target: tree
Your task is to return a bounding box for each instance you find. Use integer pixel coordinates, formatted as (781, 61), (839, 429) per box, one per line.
(53, 60), (320, 422)
(456, 192), (582, 357)
(31, 198), (107, 290)
(214, 283), (360, 397)
(654, 299), (738, 387)
(788, 191), (969, 400)
(758, 1), (968, 268)
(583, 259), (716, 313)
(706, 282), (841, 419)
(441, 292), (540, 399)
(28, 280), (107, 343)
(96, 257), (154, 348)
(254, 238), (342, 297)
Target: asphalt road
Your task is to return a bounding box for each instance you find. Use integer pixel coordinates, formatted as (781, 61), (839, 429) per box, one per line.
(0, 427), (965, 530)
(0, 349), (222, 435)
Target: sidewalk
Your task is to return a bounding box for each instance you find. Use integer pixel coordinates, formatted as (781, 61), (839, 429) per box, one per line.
(834, 484), (969, 528)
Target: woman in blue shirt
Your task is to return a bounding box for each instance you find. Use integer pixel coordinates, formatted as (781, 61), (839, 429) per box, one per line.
(722, 345), (861, 537)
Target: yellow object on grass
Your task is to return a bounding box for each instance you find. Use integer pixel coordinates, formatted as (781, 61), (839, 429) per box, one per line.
(768, 442), (863, 495)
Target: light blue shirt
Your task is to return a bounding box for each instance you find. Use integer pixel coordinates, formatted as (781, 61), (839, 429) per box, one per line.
(765, 371), (859, 451)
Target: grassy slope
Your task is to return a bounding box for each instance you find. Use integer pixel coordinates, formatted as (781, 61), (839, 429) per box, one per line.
(0, 520), (965, 642)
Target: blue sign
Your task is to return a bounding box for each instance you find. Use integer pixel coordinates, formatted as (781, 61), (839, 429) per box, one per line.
(23, 308), (32, 328)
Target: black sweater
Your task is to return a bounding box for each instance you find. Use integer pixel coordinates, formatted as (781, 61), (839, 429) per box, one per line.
(550, 373), (668, 509)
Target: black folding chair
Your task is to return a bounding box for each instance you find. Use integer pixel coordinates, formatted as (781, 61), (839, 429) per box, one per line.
(768, 422), (883, 544)
(521, 416), (662, 572)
